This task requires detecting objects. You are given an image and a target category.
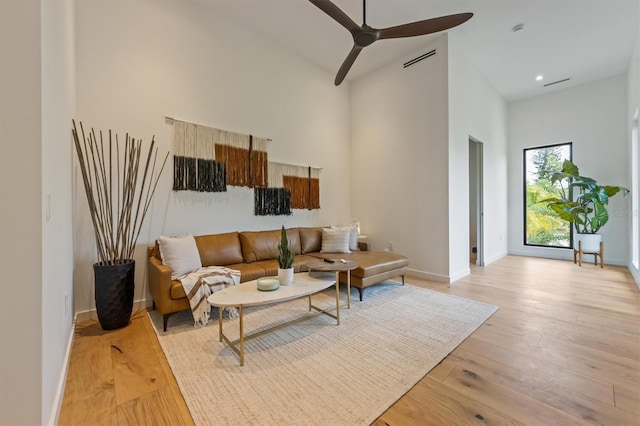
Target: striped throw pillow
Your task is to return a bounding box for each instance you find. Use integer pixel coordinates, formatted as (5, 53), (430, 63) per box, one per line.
(321, 227), (351, 253)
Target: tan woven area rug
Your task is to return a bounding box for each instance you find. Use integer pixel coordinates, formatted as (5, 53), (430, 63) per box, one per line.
(149, 281), (498, 425)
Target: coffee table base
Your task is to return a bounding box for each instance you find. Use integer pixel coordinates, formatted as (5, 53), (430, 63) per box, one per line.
(218, 280), (342, 366)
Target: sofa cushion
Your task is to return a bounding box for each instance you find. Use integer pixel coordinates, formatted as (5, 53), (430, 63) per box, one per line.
(227, 262), (269, 282)
(345, 251), (409, 278)
(321, 227), (351, 253)
(310, 251), (408, 279)
(158, 233), (202, 279)
(195, 232), (243, 267)
(240, 229), (301, 263)
(298, 227), (323, 254)
(251, 259), (279, 277)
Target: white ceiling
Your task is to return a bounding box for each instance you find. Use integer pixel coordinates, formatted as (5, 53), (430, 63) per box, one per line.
(202, 0), (639, 101)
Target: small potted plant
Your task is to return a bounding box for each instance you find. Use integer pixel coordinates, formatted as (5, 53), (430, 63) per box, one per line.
(541, 159), (629, 252)
(277, 226), (295, 285)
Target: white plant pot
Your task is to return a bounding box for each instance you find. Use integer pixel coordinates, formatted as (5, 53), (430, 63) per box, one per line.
(278, 268), (294, 286)
(576, 233), (601, 253)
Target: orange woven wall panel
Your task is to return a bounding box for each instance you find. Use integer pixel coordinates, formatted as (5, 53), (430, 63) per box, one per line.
(283, 176), (320, 209)
(215, 144), (268, 188)
(215, 144), (249, 187)
(309, 178), (320, 209)
(251, 150), (268, 188)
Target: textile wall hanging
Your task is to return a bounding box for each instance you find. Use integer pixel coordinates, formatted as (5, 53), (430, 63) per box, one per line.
(254, 187), (291, 216)
(269, 162), (321, 210)
(168, 117), (320, 216)
(171, 119), (268, 191)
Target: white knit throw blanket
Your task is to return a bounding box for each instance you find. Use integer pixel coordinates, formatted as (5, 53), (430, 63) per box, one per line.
(179, 266), (241, 326)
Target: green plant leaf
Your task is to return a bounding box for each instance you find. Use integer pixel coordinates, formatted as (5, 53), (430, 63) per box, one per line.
(549, 203), (576, 222)
(592, 201), (609, 231)
(562, 159), (579, 176)
(604, 185), (626, 197)
(539, 197), (562, 204)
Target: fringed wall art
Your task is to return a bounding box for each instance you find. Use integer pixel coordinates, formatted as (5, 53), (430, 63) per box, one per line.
(254, 187), (291, 216)
(171, 119), (269, 191)
(168, 117), (320, 216)
(269, 162), (321, 210)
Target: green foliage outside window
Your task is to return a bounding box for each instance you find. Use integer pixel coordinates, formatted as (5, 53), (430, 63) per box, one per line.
(524, 144), (572, 247)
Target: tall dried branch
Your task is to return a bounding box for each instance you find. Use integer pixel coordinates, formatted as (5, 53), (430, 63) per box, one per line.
(72, 120), (169, 265)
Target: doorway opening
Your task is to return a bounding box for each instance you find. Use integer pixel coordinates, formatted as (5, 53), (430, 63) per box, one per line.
(469, 137), (484, 266)
(632, 109), (639, 269)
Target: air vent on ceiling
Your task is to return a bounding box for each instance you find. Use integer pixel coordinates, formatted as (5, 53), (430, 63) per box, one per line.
(403, 49), (436, 68)
(544, 78), (571, 87)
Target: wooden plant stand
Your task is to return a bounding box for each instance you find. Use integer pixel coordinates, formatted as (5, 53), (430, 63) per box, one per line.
(573, 241), (604, 268)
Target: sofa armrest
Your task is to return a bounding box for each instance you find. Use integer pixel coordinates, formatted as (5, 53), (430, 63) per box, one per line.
(358, 241), (370, 251)
(148, 254), (175, 315)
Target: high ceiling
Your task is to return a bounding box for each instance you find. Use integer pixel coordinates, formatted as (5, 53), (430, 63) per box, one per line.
(202, 0), (639, 101)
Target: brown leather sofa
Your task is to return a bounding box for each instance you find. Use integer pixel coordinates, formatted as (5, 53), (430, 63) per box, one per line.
(148, 227), (409, 330)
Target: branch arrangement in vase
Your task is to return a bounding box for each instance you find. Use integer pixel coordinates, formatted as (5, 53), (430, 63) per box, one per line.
(73, 120), (169, 264)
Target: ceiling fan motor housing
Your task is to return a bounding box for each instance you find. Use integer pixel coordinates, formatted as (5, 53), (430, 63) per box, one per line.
(354, 28), (379, 47)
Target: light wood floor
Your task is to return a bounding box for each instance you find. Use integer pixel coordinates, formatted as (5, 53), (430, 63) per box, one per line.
(58, 255), (640, 425)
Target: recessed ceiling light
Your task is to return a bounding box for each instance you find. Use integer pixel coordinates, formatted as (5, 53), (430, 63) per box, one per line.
(536, 75), (544, 81)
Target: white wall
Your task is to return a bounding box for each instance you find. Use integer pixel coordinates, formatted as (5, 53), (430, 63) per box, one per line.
(0, 2), (75, 424)
(0, 1), (43, 425)
(349, 33), (508, 283)
(628, 9), (640, 287)
(508, 75), (631, 265)
(74, 0), (350, 316)
(448, 33), (509, 278)
(350, 36), (451, 281)
(41, 0), (76, 423)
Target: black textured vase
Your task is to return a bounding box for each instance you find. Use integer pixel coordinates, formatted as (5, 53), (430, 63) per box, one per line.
(94, 260), (135, 330)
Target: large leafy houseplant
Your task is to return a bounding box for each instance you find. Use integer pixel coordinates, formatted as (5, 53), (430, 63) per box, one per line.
(541, 160), (629, 234)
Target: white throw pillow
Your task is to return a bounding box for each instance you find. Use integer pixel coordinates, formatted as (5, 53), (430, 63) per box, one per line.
(321, 227), (351, 254)
(158, 233), (202, 279)
(330, 225), (359, 251)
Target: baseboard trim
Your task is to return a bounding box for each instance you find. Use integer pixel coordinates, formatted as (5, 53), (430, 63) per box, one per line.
(449, 268), (471, 283)
(75, 298), (150, 323)
(47, 316), (75, 426)
(508, 249), (573, 261)
(407, 269), (459, 283)
(484, 251), (508, 266)
(508, 249), (627, 266)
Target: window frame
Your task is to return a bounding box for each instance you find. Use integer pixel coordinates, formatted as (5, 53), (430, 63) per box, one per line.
(523, 142), (573, 249)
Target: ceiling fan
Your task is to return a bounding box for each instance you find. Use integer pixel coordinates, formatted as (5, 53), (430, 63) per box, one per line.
(309, 0), (473, 85)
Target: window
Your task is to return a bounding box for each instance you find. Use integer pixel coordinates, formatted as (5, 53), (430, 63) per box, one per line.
(524, 143), (573, 248)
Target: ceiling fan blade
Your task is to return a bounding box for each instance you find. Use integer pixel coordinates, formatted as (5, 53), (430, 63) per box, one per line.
(309, 0), (360, 34)
(335, 45), (363, 86)
(379, 13), (473, 39)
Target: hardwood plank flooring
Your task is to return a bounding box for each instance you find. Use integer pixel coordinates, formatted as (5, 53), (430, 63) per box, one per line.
(58, 256), (640, 425)
(58, 310), (193, 426)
